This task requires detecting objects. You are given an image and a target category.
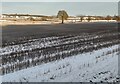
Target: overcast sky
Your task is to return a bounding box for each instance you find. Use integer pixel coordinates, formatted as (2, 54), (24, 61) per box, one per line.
(2, 2), (118, 16)
(1, 0), (120, 2)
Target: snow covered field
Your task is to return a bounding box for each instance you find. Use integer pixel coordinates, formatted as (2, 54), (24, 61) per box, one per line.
(1, 31), (119, 75)
(1, 44), (119, 82)
(1, 22), (119, 82)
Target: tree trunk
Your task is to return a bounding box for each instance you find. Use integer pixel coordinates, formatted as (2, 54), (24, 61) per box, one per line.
(62, 16), (64, 24)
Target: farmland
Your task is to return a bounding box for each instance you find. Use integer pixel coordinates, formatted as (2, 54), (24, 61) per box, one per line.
(1, 22), (120, 82)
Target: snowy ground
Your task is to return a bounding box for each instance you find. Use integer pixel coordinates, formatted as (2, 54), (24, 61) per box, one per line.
(1, 32), (118, 55)
(1, 44), (119, 82)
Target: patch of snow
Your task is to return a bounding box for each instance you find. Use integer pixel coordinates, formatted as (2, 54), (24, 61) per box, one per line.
(2, 45), (119, 82)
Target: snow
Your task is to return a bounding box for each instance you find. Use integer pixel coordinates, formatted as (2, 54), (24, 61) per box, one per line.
(0, 32), (119, 56)
(2, 45), (119, 82)
(0, 76), (2, 84)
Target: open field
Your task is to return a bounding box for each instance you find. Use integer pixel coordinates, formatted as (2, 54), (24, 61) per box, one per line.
(1, 22), (120, 82)
(2, 22), (119, 46)
(2, 45), (119, 82)
(0, 21), (61, 26)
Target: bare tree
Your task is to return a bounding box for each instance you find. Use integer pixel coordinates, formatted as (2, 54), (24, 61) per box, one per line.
(105, 15), (112, 21)
(87, 16), (91, 22)
(57, 10), (69, 24)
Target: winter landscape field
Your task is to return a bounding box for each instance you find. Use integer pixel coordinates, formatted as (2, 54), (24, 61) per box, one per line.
(0, 22), (120, 82)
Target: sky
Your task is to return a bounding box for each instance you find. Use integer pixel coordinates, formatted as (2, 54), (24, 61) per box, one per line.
(1, 2), (119, 16)
(1, 0), (120, 2)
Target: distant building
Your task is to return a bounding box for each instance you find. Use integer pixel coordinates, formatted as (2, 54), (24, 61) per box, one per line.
(1, 14), (48, 21)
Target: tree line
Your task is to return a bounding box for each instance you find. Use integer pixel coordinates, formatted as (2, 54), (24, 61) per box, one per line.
(57, 10), (120, 23)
